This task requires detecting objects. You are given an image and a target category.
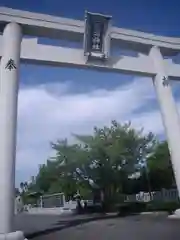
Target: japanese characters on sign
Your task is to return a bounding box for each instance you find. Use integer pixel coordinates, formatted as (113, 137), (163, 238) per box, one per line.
(84, 11), (111, 60)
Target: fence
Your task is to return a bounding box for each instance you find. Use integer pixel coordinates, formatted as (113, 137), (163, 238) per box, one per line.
(40, 192), (65, 208)
(33, 189), (179, 211)
(125, 189), (179, 203)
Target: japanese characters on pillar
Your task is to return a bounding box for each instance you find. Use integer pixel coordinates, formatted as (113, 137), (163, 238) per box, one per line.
(84, 11), (111, 60)
(5, 59), (16, 71)
(162, 76), (169, 87)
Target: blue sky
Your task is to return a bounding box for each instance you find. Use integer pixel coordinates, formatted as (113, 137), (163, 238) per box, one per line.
(0, 0), (180, 185)
(1, 0), (180, 36)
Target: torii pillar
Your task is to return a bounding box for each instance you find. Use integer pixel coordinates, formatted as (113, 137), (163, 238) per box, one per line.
(150, 46), (180, 198)
(0, 22), (22, 234)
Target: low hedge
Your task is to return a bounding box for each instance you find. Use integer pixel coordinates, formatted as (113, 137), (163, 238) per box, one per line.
(118, 201), (180, 216)
(118, 202), (146, 216)
(76, 200), (180, 215)
(75, 202), (104, 214)
(146, 201), (180, 214)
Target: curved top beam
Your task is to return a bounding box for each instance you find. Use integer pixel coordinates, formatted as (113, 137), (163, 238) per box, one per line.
(0, 7), (180, 55)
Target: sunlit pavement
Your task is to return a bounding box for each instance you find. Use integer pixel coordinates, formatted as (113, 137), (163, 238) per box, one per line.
(33, 216), (180, 240)
(15, 214), (180, 240)
(14, 213), (117, 237)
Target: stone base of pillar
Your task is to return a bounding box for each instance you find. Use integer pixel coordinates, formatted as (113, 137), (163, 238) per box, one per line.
(168, 209), (180, 219)
(0, 231), (27, 240)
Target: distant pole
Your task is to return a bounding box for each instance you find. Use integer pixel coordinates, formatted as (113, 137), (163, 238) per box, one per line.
(40, 196), (43, 208)
(0, 22), (22, 233)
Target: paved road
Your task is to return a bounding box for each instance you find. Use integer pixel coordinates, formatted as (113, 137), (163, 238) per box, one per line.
(15, 213), (63, 235)
(14, 213), (115, 238)
(28, 215), (180, 240)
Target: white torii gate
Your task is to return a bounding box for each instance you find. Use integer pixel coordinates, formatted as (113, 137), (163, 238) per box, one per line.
(1, 6), (180, 237)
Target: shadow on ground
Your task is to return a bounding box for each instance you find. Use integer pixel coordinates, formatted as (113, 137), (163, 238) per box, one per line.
(25, 213), (119, 239)
(30, 215), (180, 240)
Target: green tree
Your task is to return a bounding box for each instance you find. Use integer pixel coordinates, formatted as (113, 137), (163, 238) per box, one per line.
(50, 139), (91, 199)
(29, 121), (156, 205)
(73, 121), (156, 202)
(147, 140), (175, 190)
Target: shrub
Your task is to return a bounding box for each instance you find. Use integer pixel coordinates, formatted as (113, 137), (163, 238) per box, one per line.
(118, 202), (146, 216)
(75, 201), (104, 214)
(85, 204), (104, 213)
(118, 201), (180, 216)
(146, 201), (180, 214)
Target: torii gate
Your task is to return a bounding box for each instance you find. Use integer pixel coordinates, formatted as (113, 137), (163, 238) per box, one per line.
(1, 7), (180, 237)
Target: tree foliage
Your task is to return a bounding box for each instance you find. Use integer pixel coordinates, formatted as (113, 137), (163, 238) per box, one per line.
(147, 141), (175, 190)
(125, 141), (175, 193)
(28, 120), (159, 203)
(25, 120), (177, 208)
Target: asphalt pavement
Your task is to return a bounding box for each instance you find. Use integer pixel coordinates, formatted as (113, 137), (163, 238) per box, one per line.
(14, 212), (117, 238)
(33, 215), (180, 240)
(14, 213), (180, 240)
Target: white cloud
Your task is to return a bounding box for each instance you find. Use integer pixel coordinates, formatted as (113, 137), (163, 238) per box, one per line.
(15, 77), (179, 184)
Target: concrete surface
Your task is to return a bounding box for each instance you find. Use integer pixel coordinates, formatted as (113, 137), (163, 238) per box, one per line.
(33, 215), (180, 240)
(27, 208), (72, 215)
(0, 231), (27, 240)
(14, 213), (116, 238)
(14, 213), (180, 240)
